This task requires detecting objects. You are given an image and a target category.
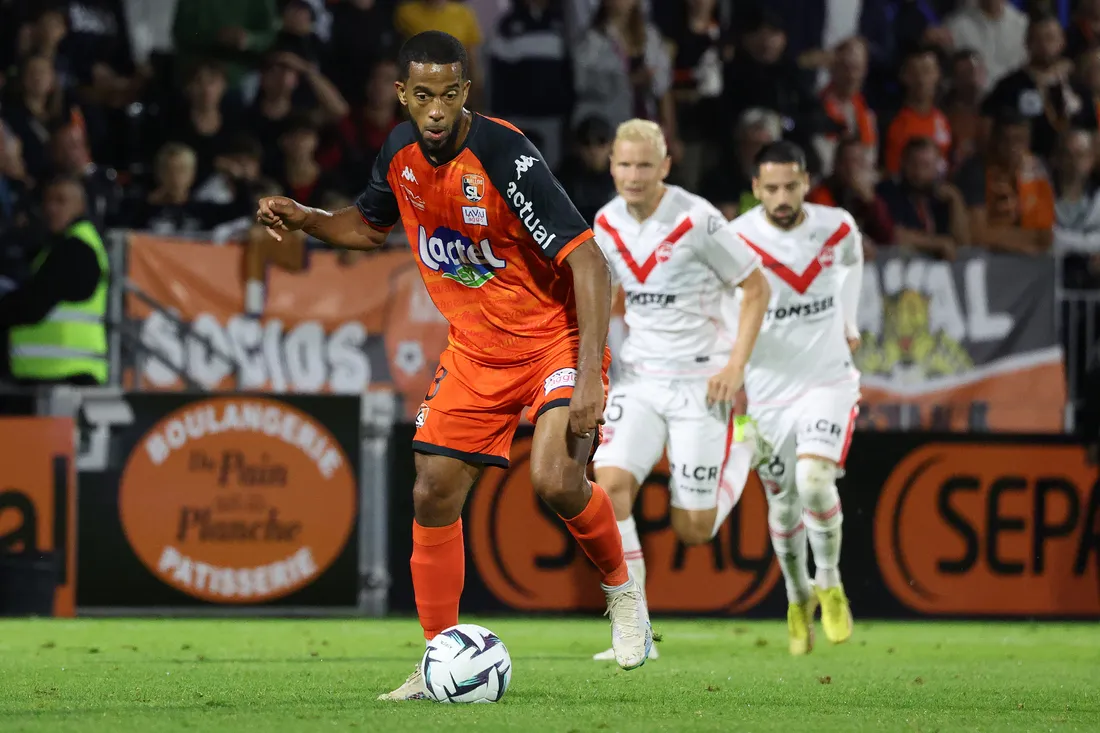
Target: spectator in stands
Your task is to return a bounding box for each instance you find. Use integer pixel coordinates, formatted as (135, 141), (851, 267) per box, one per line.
(164, 61), (241, 187)
(808, 137), (892, 252)
(982, 13), (1096, 160)
(954, 110), (1055, 254)
(172, 0), (280, 89)
(884, 46), (952, 176)
(878, 137), (969, 260)
(49, 122), (121, 229)
(666, 0), (725, 191)
(326, 0), (399, 100)
(321, 59), (401, 194)
(1052, 129), (1100, 264)
(700, 107), (783, 220)
(0, 121), (30, 227)
(394, 0), (484, 107)
(273, 0), (327, 67)
(943, 48), (987, 171)
(1067, 0), (1100, 62)
(1076, 47), (1100, 165)
(129, 142), (248, 235)
(722, 8), (821, 173)
(0, 175), (108, 387)
(894, 0), (955, 59)
(277, 114), (346, 207)
(945, 0), (1027, 92)
(573, 0), (676, 149)
(487, 0), (573, 172)
(818, 37), (876, 176)
(247, 50), (349, 178)
(3, 54), (85, 186)
(14, 8), (76, 93)
(193, 134), (264, 207)
(555, 116), (616, 226)
(55, 0), (147, 110)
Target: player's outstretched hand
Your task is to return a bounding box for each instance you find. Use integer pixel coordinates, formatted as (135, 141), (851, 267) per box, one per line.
(569, 371), (605, 440)
(707, 364), (744, 421)
(257, 196), (310, 241)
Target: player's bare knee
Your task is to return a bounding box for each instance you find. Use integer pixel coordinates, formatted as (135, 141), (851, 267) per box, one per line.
(670, 509), (716, 545)
(411, 453), (478, 524)
(529, 454), (586, 511)
(594, 467), (638, 519)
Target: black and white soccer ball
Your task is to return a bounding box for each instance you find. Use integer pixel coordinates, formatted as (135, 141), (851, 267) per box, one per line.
(421, 624), (512, 704)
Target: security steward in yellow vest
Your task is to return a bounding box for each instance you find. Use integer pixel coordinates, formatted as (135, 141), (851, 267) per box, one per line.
(1, 177), (108, 386)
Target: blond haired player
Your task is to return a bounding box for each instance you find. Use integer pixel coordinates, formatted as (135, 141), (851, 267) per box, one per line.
(725, 141), (863, 655)
(589, 119), (771, 661)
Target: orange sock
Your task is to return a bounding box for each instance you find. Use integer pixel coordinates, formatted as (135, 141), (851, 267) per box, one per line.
(561, 483), (629, 587)
(410, 519), (464, 641)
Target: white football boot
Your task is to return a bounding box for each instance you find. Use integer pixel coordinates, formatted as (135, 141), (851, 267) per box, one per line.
(602, 576), (653, 670)
(377, 664), (427, 701)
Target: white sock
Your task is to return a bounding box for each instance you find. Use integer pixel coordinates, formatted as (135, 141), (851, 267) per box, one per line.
(711, 442), (752, 537)
(245, 279), (265, 316)
(617, 516), (646, 593)
(797, 458), (843, 589)
(770, 522), (813, 604)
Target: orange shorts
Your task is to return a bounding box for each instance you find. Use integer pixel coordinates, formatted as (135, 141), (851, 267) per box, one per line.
(412, 337), (611, 468)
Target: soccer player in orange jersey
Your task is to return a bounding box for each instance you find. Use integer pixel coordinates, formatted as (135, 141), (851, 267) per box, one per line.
(257, 31), (652, 699)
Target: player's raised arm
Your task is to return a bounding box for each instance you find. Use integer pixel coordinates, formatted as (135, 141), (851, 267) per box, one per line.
(696, 212), (771, 408)
(836, 213), (865, 352)
(256, 197), (387, 250)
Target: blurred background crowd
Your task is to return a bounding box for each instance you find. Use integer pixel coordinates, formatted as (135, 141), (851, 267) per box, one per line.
(0, 0), (1098, 281)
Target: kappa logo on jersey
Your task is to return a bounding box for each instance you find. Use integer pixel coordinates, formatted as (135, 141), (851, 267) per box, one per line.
(400, 184), (426, 211)
(625, 291), (678, 307)
(415, 403), (429, 428)
(542, 367), (576, 395)
(767, 296), (835, 321)
(402, 166), (417, 184)
(462, 206), (488, 226)
(514, 155), (536, 179)
(462, 173), (485, 202)
(417, 225), (506, 288)
(505, 181), (557, 249)
(706, 214), (724, 235)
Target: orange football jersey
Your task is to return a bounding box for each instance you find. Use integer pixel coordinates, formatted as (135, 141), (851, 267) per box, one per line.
(357, 115), (593, 365)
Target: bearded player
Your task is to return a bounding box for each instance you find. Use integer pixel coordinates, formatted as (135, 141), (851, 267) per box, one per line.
(725, 141), (863, 655)
(257, 31), (652, 698)
(588, 120), (771, 661)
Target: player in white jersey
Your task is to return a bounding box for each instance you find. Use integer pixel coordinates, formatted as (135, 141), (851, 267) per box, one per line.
(725, 141), (863, 656)
(588, 119), (771, 661)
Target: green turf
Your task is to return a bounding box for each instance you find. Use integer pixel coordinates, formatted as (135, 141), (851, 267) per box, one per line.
(0, 617), (1095, 732)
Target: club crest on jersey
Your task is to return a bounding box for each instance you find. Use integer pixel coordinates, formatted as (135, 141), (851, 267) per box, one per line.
(655, 241), (675, 263)
(418, 225), (506, 288)
(461, 173), (485, 202)
(818, 244), (837, 268)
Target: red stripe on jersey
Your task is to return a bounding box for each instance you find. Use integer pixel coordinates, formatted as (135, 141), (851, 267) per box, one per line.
(838, 403), (859, 467)
(597, 214), (694, 284)
(737, 222), (850, 294)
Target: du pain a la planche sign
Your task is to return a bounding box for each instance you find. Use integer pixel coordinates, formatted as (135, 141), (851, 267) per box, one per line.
(76, 393), (362, 608)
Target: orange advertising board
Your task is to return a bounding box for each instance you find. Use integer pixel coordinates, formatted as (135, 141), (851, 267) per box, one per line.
(467, 436), (780, 613)
(0, 418), (77, 616)
(874, 443), (1100, 615)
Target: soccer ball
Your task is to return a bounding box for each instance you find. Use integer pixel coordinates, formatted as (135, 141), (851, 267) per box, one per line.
(421, 624), (512, 704)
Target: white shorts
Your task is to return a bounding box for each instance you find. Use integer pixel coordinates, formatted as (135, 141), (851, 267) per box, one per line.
(592, 374), (753, 511)
(750, 380), (860, 488)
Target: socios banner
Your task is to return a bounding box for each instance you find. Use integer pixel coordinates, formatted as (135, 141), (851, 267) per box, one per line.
(125, 234), (449, 421)
(386, 427), (1098, 619)
(0, 418), (77, 617)
(851, 251), (1065, 431)
(76, 393), (361, 608)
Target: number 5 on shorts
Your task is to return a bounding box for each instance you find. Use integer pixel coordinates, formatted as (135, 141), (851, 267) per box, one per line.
(605, 394), (624, 422)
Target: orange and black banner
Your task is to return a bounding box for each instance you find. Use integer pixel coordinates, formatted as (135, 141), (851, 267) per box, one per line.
(0, 418), (77, 617)
(386, 426), (1100, 619)
(75, 393), (361, 608)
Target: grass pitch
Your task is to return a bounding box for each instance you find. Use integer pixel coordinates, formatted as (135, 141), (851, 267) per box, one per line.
(0, 617), (1095, 732)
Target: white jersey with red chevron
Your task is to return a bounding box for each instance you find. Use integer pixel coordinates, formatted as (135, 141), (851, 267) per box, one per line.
(725, 203), (863, 405)
(594, 185), (760, 377)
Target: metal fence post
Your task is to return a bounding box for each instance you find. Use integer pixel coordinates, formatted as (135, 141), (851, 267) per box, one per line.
(358, 390), (398, 616)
